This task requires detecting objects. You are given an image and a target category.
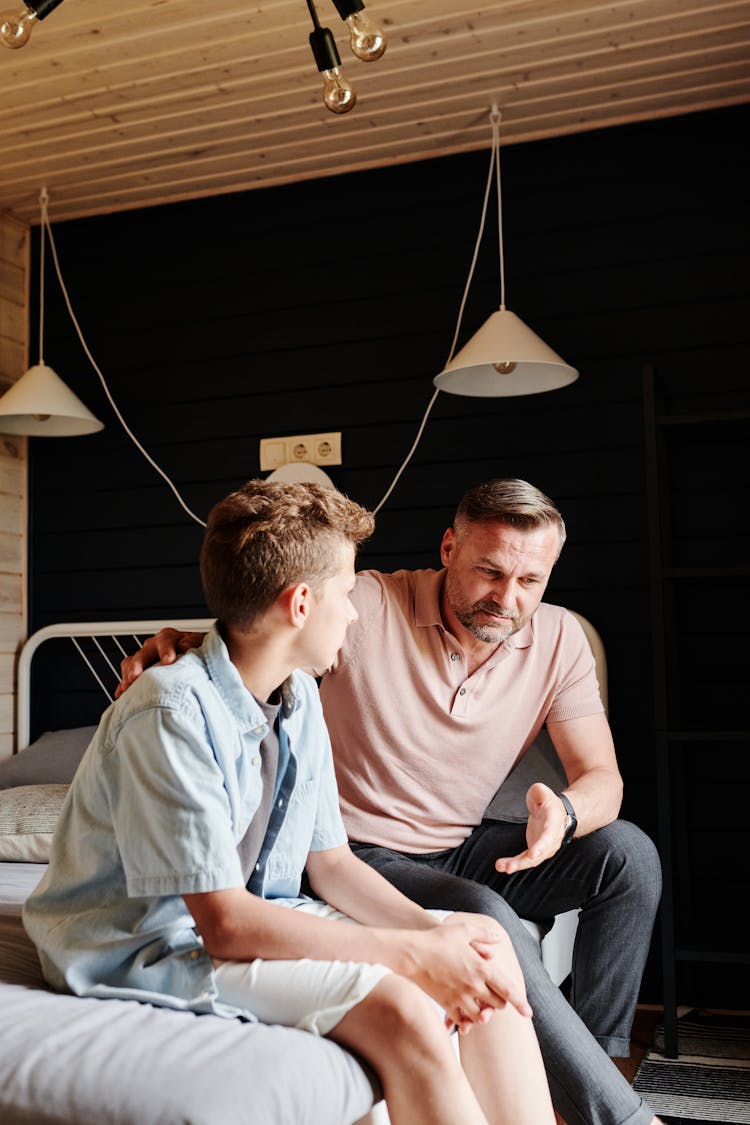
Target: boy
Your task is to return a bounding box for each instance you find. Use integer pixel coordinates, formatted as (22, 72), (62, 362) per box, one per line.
(24, 479), (554, 1125)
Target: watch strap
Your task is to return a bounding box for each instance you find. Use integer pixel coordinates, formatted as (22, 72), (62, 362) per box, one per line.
(559, 792), (577, 846)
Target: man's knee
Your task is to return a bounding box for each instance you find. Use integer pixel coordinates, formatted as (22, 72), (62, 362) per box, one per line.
(590, 820), (662, 906)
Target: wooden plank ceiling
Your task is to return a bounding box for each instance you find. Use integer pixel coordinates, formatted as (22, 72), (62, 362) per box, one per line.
(1, 0), (749, 223)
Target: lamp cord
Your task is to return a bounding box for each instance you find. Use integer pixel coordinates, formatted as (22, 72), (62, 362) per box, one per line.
(40, 192), (207, 529)
(306, 0), (321, 29)
(373, 106), (500, 516)
(38, 188), (47, 365)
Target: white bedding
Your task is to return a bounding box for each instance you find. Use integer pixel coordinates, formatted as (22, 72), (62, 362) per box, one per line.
(0, 860), (45, 907)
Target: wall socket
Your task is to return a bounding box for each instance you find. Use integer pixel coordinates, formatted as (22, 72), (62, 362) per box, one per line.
(259, 431), (342, 471)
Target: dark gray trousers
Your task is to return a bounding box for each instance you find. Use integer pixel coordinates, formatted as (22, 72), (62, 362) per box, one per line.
(352, 818), (662, 1125)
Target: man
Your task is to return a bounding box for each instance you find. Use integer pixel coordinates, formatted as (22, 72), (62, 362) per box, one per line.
(25, 479), (558, 1125)
(119, 478), (663, 1125)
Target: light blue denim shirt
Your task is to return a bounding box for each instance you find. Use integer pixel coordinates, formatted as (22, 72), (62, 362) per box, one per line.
(23, 625), (347, 1019)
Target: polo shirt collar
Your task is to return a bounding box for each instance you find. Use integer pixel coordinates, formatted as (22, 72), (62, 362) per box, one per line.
(414, 567), (535, 651)
(202, 624), (301, 732)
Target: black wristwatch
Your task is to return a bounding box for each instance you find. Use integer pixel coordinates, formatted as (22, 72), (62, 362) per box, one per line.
(559, 792), (577, 846)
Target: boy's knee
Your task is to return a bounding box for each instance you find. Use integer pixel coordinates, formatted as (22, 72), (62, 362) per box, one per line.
(367, 974), (441, 1042)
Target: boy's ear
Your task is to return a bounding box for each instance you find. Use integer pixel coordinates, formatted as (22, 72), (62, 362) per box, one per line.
(284, 582), (313, 630)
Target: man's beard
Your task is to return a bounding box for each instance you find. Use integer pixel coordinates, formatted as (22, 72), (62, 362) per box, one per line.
(447, 585), (524, 644)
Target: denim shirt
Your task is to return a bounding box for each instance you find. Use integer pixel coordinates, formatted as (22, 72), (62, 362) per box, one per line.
(23, 625), (347, 1019)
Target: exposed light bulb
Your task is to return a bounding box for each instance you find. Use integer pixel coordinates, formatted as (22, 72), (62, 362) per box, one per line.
(321, 66), (356, 114)
(0, 4), (36, 48)
(493, 361), (517, 374)
(346, 9), (386, 61)
(309, 22), (356, 116)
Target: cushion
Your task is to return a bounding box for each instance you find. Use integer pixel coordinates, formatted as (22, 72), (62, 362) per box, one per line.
(484, 729), (567, 823)
(0, 726), (95, 790)
(0, 783), (69, 861)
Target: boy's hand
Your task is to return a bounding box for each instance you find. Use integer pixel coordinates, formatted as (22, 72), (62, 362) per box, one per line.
(404, 914), (531, 1034)
(116, 629), (204, 697)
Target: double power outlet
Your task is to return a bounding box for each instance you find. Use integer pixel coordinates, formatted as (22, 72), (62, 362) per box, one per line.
(259, 431), (342, 471)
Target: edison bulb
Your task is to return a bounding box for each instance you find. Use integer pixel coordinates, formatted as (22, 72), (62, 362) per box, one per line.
(0, 4), (36, 48)
(346, 9), (386, 61)
(493, 361), (517, 374)
(321, 67), (356, 114)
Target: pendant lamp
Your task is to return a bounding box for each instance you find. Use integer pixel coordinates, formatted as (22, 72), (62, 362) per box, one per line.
(0, 188), (104, 436)
(434, 106), (578, 397)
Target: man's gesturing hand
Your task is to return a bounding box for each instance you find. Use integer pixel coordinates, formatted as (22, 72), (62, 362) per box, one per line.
(494, 782), (571, 875)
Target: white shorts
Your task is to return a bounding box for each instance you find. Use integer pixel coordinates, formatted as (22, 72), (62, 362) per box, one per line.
(212, 901), (395, 1037)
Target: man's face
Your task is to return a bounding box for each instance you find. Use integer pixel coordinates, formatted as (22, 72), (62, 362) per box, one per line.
(302, 541), (359, 677)
(440, 519), (561, 645)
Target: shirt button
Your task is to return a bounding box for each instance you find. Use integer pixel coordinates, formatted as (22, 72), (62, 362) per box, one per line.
(459, 687), (466, 696)
(278, 798), (284, 808)
(252, 755), (260, 766)
(450, 653), (460, 662)
(189, 949), (201, 960)
(255, 862), (261, 871)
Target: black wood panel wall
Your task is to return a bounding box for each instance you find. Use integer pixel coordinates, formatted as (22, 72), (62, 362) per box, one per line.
(28, 104), (749, 1006)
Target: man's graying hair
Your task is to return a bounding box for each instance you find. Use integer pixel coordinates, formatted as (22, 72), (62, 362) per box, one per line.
(453, 479), (566, 551)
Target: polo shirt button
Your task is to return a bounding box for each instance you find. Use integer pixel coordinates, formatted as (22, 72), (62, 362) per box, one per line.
(450, 653), (460, 662)
(278, 798), (284, 808)
(459, 687), (466, 695)
(255, 862), (261, 871)
(252, 755), (260, 766)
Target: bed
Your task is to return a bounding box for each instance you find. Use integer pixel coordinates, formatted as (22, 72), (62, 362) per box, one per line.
(0, 619), (379, 1125)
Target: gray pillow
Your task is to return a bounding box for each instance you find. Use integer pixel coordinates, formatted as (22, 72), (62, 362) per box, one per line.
(0, 727), (96, 790)
(484, 729), (567, 823)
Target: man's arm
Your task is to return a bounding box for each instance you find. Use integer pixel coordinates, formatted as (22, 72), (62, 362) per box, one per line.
(185, 872), (531, 1031)
(494, 712), (623, 875)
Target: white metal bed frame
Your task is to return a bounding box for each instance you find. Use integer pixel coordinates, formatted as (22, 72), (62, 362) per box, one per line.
(16, 618), (214, 751)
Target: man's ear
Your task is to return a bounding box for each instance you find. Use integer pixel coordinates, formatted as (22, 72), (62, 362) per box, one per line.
(284, 583), (313, 630)
(440, 527), (456, 567)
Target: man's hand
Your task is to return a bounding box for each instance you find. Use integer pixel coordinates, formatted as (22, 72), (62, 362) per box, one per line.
(115, 628), (204, 698)
(406, 914), (531, 1035)
(494, 782), (570, 875)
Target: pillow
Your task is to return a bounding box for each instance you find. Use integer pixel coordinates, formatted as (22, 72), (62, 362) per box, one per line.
(0, 783), (69, 861)
(484, 729), (567, 823)
(0, 726), (96, 790)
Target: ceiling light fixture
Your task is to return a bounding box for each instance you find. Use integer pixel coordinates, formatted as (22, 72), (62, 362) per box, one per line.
(0, 0), (63, 49)
(0, 187), (206, 525)
(307, 0), (356, 115)
(434, 104), (578, 397)
(0, 188), (103, 436)
(331, 0), (386, 62)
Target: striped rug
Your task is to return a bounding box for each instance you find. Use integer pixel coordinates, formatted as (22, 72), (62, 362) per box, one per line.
(632, 1010), (750, 1124)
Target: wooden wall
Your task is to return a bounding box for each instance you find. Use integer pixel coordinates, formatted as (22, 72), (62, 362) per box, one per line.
(0, 214), (28, 760)
(26, 103), (749, 1005)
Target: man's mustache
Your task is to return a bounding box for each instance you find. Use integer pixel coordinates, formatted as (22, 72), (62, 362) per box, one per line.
(473, 602), (520, 624)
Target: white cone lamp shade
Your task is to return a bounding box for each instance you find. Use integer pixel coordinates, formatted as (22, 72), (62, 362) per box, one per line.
(0, 363), (104, 436)
(434, 308), (578, 397)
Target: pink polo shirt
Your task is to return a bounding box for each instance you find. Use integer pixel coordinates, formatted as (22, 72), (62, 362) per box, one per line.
(320, 568), (603, 853)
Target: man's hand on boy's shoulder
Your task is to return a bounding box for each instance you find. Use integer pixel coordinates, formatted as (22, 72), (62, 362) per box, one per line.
(116, 628), (205, 697)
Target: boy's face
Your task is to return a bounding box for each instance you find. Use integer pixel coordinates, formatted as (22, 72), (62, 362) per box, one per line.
(302, 541), (358, 677)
